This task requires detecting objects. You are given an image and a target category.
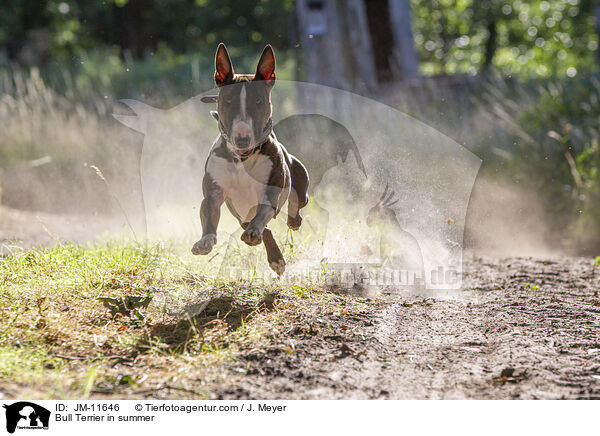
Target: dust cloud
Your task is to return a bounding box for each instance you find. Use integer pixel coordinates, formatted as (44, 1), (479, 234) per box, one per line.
(0, 77), (566, 267)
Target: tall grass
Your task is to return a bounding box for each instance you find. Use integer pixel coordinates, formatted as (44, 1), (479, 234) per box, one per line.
(374, 71), (600, 254)
(0, 68), (109, 167)
(477, 74), (600, 252)
(0, 67), (141, 214)
(0, 48), (295, 214)
(1, 58), (600, 252)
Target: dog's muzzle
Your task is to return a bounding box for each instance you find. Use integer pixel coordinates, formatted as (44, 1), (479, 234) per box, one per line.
(233, 134), (252, 156)
(219, 118), (273, 158)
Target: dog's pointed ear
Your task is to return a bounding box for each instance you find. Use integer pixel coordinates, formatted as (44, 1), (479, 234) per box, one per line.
(255, 45), (276, 86)
(215, 43), (234, 87)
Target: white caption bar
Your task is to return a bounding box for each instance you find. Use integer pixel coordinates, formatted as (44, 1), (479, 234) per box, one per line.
(0, 400), (596, 436)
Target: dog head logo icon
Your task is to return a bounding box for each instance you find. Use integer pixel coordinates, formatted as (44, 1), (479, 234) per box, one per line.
(115, 80), (481, 292)
(3, 402), (50, 433)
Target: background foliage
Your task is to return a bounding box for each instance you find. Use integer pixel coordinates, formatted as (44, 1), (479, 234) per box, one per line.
(2, 0), (598, 82)
(1, 0), (600, 252)
(411, 0), (597, 77)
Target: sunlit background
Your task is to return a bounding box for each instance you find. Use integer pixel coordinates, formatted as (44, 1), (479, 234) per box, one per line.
(2, 0), (600, 255)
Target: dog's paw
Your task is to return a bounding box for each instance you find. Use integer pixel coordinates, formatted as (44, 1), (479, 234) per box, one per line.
(287, 214), (302, 231)
(241, 226), (262, 246)
(269, 258), (286, 276)
(191, 234), (217, 255)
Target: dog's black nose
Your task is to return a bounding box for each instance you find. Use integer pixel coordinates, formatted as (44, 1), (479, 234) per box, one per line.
(235, 135), (251, 149)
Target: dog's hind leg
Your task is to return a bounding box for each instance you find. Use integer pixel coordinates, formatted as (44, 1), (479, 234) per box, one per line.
(287, 155), (309, 230)
(262, 227), (285, 276)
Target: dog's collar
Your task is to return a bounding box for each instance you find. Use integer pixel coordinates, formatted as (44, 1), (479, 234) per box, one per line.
(257, 118), (273, 145)
(218, 117), (273, 158)
(217, 117), (231, 142)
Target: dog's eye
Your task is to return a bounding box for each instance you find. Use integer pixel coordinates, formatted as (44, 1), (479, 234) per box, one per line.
(225, 98), (232, 105)
(256, 98), (261, 105)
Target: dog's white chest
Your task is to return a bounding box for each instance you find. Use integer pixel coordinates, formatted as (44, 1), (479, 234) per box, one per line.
(206, 153), (273, 222)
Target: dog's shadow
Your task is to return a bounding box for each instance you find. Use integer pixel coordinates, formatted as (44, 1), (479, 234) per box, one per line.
(142, 294), (276, 353)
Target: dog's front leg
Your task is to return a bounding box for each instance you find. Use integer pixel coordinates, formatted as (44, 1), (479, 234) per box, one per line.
(241, 186), (280, 246)
(192, 175), (225, 255)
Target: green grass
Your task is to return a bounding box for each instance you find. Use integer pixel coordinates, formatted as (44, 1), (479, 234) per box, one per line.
(0, 240), (370, 399)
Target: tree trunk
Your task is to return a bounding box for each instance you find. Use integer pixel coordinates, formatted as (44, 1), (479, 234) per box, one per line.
(388, 0), (420, 81)
(483, 18), (497, 72)
(596, 4), (600, 67)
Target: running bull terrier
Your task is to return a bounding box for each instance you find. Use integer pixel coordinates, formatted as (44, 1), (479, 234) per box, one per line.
(192, 43), (310, 276)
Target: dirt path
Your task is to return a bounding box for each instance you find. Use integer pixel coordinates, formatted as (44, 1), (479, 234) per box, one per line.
(217, 256), (600, 399)
(2, 205), (599, 399)
(0, 205), (129, 250)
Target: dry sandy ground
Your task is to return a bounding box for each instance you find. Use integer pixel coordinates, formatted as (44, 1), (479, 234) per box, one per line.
(214, 256), (600, 400)
(2, 206), (599, 399)
(0, 205), (130, 250)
